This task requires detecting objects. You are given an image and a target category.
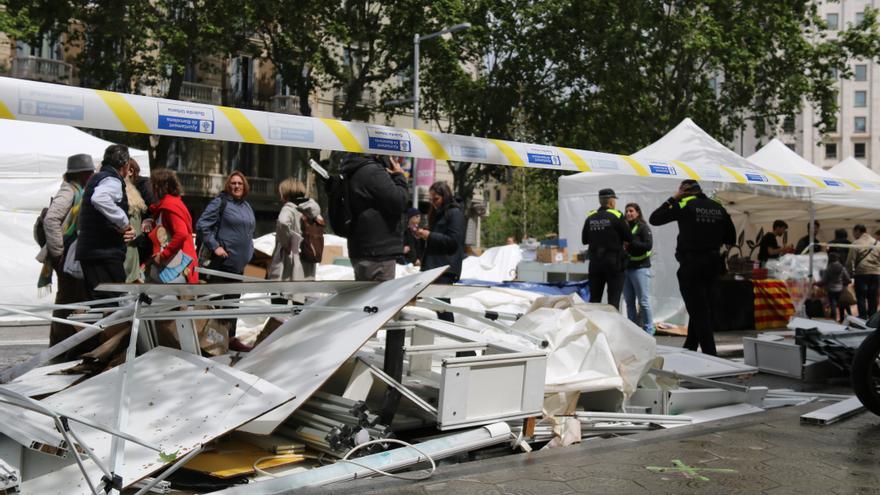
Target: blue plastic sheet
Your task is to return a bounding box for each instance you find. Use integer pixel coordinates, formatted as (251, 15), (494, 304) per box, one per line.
(457, 279), (590, 302)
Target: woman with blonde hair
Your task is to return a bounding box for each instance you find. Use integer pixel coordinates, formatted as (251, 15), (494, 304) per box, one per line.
(123, 159), (150, 283)
(195, 170), (255, 351)
(268, 177), (323, 281)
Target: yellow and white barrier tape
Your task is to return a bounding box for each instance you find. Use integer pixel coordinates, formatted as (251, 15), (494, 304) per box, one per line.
(1, 77), (878, 192)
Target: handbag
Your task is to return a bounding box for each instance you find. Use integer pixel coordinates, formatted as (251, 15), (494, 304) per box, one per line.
(148, 220), (194, 283)
(840, 285), (857, 307)
(62, 239), (84, 280)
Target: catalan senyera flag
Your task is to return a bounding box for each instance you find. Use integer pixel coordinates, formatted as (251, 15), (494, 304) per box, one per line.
(753, 279), (795, 330)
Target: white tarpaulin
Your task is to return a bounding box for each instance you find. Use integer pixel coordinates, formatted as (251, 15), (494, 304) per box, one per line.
(559, 118), (880, 324)
(0, 119), (148, 317)
(460, 244), (522, 282)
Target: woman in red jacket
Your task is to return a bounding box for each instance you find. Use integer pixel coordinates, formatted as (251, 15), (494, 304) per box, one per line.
(149, 169), (198, 284)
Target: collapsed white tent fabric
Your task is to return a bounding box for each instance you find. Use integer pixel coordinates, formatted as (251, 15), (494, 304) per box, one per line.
(559, 118), (880, 325)
(0, 119), (149, 318)
(830, 156), (880, 183)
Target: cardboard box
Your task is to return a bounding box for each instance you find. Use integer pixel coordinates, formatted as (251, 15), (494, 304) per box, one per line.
(243, 263), (267, 280)
(321, 245), (344, 265)
(537, 246), (567, 264)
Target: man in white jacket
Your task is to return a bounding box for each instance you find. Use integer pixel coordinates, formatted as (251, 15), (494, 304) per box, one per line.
(846, 224), (880, 319)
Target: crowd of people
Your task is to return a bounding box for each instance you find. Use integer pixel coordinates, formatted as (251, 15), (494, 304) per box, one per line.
(37, 148), (466, 353)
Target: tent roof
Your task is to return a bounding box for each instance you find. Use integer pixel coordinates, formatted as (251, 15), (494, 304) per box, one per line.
(829, 156), (880, 182)
(633, 117), (762, 171)
(747, 138), (836, 178)
(0, 119), (149, 177)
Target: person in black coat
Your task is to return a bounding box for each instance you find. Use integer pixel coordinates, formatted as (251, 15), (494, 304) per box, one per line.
(340, 153), (409, 281)
(416, 181), (466, 284)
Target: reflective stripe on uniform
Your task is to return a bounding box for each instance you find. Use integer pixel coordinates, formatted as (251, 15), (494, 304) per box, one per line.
(608, 208), (622, 218)
(629, 223), (652, 261)
(678, 195), (697, 208)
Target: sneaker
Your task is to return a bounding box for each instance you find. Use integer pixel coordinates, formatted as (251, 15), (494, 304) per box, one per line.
(229, 337), (253, 352)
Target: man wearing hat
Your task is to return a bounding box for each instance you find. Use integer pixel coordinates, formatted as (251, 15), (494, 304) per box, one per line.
(582, 188), (633, 309)
(649, 179), (736, 355)
(36, 153), (95, 350)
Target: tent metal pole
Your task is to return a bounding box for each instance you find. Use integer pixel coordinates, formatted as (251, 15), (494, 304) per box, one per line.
(808, 201), (816, 280)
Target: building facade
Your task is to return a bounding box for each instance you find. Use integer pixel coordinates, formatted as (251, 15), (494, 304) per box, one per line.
(733, 0), (880, 172)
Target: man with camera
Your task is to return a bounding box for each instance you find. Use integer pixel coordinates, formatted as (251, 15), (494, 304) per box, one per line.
(338, 153), (409, 281)
(649, 179), (736, 355)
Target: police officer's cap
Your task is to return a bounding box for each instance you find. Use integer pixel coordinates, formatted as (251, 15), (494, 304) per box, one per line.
(598, 188), (617, 199)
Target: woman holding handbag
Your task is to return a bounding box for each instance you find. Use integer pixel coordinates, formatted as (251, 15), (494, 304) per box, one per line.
(148, 169), (197, 284)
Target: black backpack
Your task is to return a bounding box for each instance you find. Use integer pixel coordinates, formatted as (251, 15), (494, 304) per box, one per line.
(326, 174), (353, 237)
(33, 198), (53, 247)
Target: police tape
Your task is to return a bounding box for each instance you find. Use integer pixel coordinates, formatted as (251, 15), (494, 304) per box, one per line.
(0, 76), (874, 191)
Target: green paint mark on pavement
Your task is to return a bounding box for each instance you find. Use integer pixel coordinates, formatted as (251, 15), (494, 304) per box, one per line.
(646, 459), (738, 482)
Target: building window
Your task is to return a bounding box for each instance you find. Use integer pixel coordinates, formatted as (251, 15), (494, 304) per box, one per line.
(855, 64), (868, 81)
(855, 142), (867, 158)
(829, 67), (839, 79)
(827, 13), (839, 29)
(783, 116), (796, 133)
(826, 143), (838, 159)
(856, 11), (866, 24)
(495, 188), (501, 202)
(855, 90), (867, 107)
(855, 116), (867, 132)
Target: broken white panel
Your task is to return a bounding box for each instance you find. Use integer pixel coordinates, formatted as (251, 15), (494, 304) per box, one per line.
(1, 360), (83, 398)
(0, 435), (21, 493)
(742, 337), (805, 378)
(670, 403), (765, 425)
(19, 347), (290, 495)
(0, 404), (68, 456)
(656, 345), (757, 378)
(787, 317), (849, 334)
(666, 388), (767, 415)
(236, 268), (445, 434)
(800, 397), (865, 425)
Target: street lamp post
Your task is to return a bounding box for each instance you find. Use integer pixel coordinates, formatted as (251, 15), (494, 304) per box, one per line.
(410, 22), (471, 207)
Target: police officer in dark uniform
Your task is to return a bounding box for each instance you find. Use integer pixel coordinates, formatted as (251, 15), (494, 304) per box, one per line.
(582, 188), (632, 309)
(649, 179), (736, 355)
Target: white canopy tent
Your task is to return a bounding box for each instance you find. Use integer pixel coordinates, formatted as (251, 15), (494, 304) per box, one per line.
(747, 138), (837, 178)
(0, 119), (149, 318)
(830, 156), (880, 183)
(559, 118), (880, 324)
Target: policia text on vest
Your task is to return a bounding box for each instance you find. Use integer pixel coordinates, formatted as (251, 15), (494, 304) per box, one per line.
(582, 188), (633, 310)
(649, 180), (736, 356)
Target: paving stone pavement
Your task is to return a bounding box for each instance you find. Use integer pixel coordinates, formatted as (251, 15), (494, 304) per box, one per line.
(302, 404), (880, 495)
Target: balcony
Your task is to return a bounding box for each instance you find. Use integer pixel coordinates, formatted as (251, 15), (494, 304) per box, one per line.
(177, 171), (276, 200)
(11, 56), (73, 84)
(179, 81), (222, 105)
(270, 95), (301, 115)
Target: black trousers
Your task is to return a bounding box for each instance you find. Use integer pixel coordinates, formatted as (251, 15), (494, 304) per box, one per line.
(589, 261), (624, 309)
(81, 259), (126, 304)
(677, 254), (720, 356)
(854, 274), (879, 320)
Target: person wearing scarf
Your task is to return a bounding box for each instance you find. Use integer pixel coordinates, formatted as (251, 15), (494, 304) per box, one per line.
(36, 154), (94, 350)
